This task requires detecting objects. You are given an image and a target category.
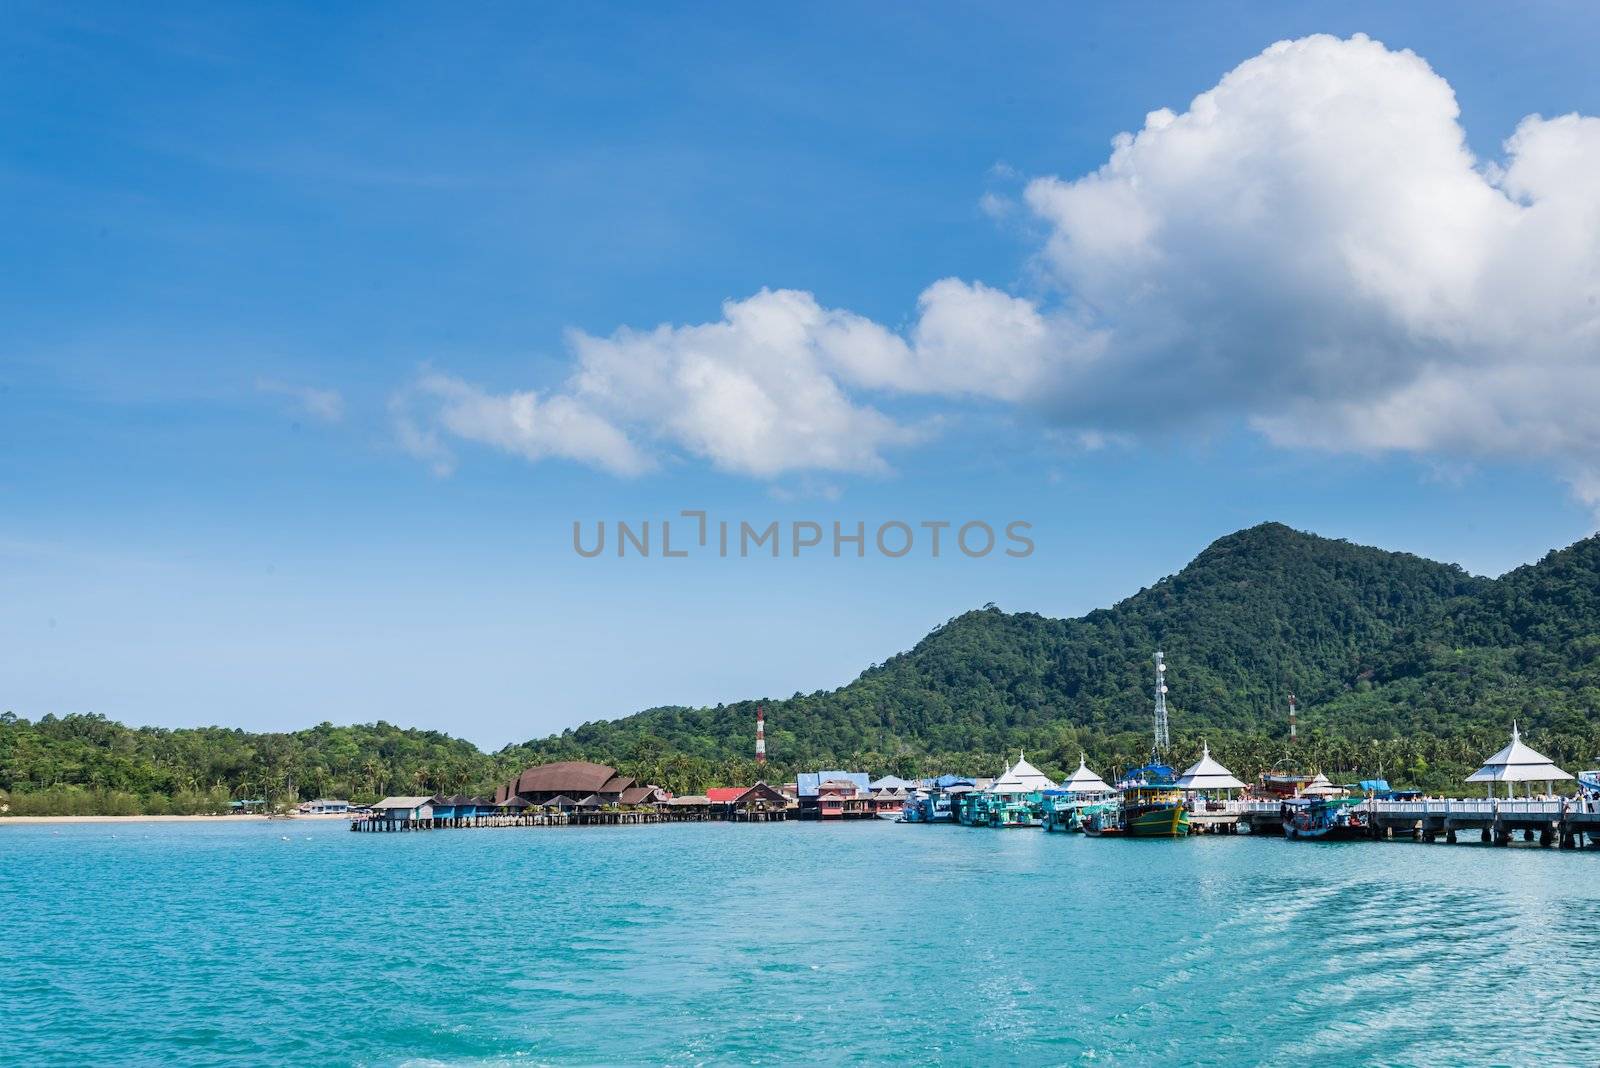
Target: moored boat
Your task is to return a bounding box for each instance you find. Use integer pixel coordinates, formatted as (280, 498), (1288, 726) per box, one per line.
(1042, 754), (1117, 832)
(1281, 796), (1366, 840)
(903, 774), (974, 823)
(1081, 762), (1191, 839)
(971, 753), (1055, 828)
(1085, 653), (1192, 839)
(1119, 774), (1191, 838)
(1080, 805), (1124, 837)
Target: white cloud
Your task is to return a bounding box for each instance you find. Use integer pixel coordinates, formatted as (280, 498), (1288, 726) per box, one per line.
(565, 288), (922, 478)
(393, 373), (649, 477)
(256, 378), (344, 423)
(399, 34), (1600, 502)
(1008, 34), (1600, 499)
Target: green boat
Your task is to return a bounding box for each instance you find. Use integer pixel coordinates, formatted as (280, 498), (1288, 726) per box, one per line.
(1121, 783), (1190, 837)
(1042, 755), (1118, 832)
(964, 753), (1056, 828)
(1110, 653), (1191, 838)
(1083, 769), (1191, 838)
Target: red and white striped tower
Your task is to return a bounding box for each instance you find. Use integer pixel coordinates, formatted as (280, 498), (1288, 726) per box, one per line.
(755, 706), (767, 766)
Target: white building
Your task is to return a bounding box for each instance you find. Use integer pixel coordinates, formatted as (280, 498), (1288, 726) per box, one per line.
(1174, 744), (1246, 793)
(1058, 754), (1114, 795)
(1466, 723), (1573, 798)
(988, 753), (1058, 794)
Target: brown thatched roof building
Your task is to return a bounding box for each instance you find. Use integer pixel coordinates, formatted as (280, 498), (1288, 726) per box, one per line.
(619, 785), (670, 806)
(496, 760), (654, 805)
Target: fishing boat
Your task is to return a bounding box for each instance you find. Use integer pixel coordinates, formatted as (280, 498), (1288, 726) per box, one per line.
(1281, 796), (1367, 840)
(902, 774), (974, 823)
(972, 754), (1055, 828)
(1088, 653), (1190, 838)
(1080, 805), (1124, 837)
(1081, 763), (1189, 839)
(1117, 763), (1191, 837)
(1042, 754), (1117, 832)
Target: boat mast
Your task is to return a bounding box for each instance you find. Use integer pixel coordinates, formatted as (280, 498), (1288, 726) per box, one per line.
(1153, 651), (1170, 754)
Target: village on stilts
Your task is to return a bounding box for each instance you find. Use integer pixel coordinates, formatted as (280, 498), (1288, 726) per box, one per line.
(350, 654), (1600, 851)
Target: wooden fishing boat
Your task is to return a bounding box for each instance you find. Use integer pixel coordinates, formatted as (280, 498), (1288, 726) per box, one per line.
(1088, 656), (1190, 839)
(1080, 807), (1124, 837)
(1281, 797), (1366, 840)
(987, 797), (1040, 827)
(1042, 756), (1118, 832)
(1121, 783), (1190, 838)
(1080, 770), (1189, 839)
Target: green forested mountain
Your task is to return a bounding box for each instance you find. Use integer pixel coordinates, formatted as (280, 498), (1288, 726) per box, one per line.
(5, 522), (1599, 813)
(511, 522), (1531, 789)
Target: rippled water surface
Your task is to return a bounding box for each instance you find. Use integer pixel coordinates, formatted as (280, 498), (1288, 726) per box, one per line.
(3, 819), (1598, 1066)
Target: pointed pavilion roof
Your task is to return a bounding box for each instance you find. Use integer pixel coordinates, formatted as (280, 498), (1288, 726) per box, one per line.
(1059, 754), (1114, 794)
(1301, 772), (1343, 796)
(1466, 723), (1573, 783)
(1174, 744), (1246, 791)
(988, 752), (1058, 793)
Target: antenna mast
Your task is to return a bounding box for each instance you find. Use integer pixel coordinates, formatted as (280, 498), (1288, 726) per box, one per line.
(1288, 692), (1298, 746)
(1153, 652), (1170, 753)
(755, 705), (767, 767)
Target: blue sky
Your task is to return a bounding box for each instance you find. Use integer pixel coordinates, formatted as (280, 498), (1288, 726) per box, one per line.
(5, 3), (1600, 748)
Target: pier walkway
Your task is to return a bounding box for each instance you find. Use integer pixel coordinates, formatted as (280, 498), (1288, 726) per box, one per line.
(1240, 798), (1600, 847)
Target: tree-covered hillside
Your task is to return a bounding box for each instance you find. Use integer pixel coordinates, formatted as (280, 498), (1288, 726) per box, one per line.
(0, 716), (502, 816)
(5, 522), (1599, 812)
(509, 523), (1535, 789)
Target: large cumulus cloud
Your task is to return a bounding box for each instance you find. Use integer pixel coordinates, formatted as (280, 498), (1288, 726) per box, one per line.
(398, 34), (1600, 500)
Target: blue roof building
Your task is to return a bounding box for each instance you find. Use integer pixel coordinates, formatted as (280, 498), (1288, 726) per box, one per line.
(797, 770), (871, 797)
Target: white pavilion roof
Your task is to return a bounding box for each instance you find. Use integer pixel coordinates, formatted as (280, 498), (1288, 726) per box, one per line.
(1059, 754), (1113, 794)
(988, 752), (1058, 793)
(1174, 745), (1246, 791)
(1466, 723), (1573, 783)
(1301, 772), (1343, 796)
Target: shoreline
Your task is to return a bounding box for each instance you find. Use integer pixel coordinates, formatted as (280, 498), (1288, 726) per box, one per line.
(0, 812), (352, 825)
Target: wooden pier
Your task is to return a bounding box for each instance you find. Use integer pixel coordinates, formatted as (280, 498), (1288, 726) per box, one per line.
(352, 803), (793, 832)
(352, 808), (671, 832)
(1186, 799), (1245, 834)
(1241, 798), (1600, 847)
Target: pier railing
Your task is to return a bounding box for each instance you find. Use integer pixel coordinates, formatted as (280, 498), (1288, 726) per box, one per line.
(1239, 797), (1598, 822)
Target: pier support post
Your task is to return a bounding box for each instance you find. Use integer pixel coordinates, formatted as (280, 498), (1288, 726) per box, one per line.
(1446, 829), (1457, 844)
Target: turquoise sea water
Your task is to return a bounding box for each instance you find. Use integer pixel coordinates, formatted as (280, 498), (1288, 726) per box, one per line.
(3, 819), (1598, 1067)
